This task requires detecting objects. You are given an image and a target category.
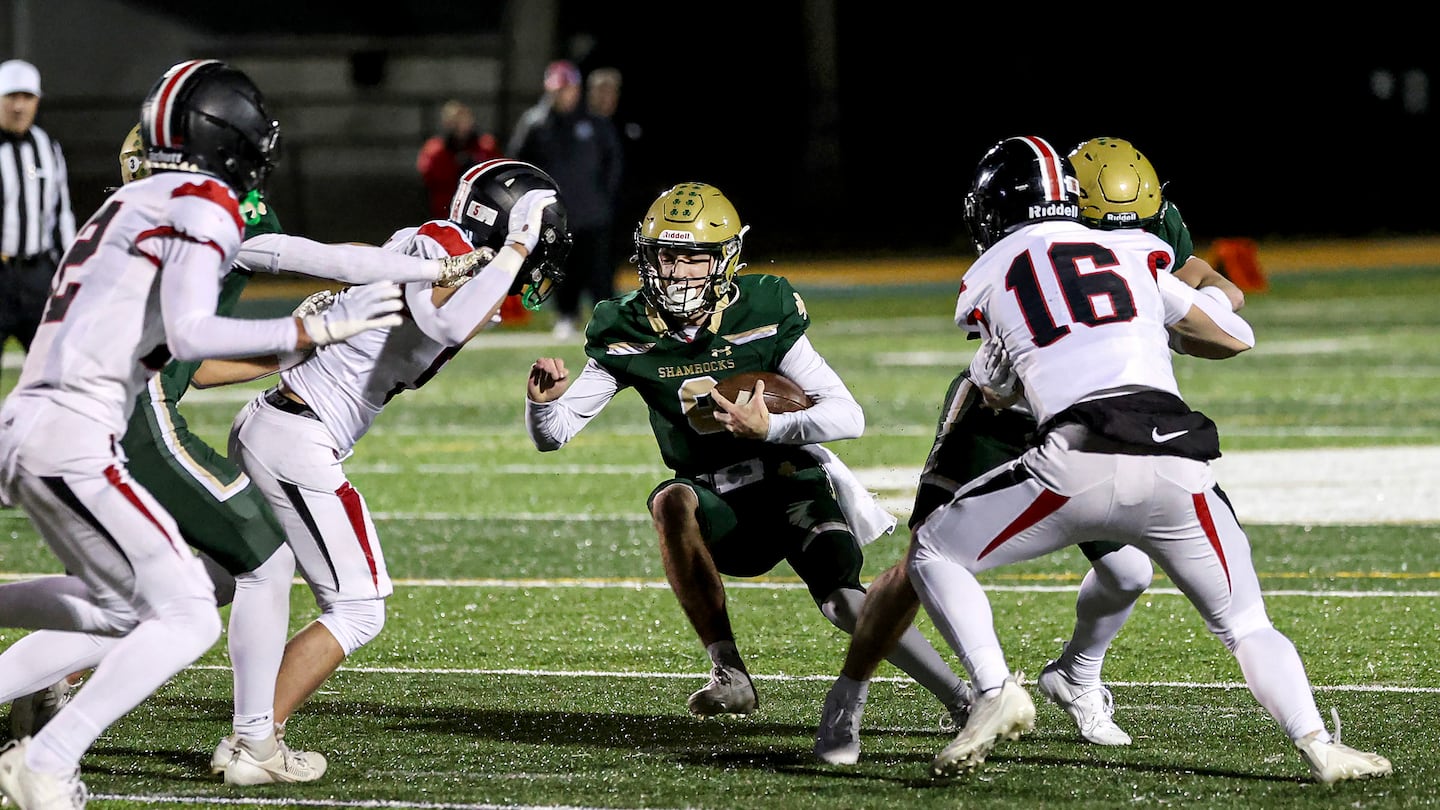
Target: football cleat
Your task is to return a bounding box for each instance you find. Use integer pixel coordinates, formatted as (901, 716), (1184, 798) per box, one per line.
(1295, 712), (1392, 784)
(813, 680), (866, 765)
(931, 673), (1035, 778)
(222, 734), (328, 786)
(8, 678), (81, 740)
(209, 734), (239, 775)
(687, 664), (757, 717)
(0, 737), (88, 809)
(1036, 660), (1132, 746)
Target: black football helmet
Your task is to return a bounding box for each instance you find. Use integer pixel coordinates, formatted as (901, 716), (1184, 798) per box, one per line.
(963, 135), (1081, 253)
(140, 59), (280, 195)
(448, 158), (572, 309)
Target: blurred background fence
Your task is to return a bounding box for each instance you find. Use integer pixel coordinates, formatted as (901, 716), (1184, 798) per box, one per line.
(7, 1), (1438, 261)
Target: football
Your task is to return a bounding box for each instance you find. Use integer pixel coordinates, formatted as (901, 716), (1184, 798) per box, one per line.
(713, 371), (813, 413)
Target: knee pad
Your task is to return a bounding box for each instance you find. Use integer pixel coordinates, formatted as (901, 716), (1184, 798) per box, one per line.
(1211, 601), (1273, 652)
(317, 598), (386, 656)
(1091, 547), (1154, 597)
(154, 594), (223, 654)
(819, 587), (865, 633)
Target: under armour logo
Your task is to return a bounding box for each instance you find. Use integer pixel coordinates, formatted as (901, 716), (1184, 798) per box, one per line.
(711, 346), (732, 358)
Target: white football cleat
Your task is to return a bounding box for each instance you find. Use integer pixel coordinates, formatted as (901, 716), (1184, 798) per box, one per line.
(209, 734), (239, 775)
(931, 673), (1035, 778)
(0, 738), (88, 809)
(1295, 712), (1392, 784)
(222, 735), (328, 786)
(813, 679), (866, 765)
(687, 664), (757, 717)
(1036, 661), (1132, 746)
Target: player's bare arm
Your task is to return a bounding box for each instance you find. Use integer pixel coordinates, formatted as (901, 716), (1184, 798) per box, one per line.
(1169, 301), (1254, 359)
(1174, 256), (1245, 311)
(193, 356), (284, 388)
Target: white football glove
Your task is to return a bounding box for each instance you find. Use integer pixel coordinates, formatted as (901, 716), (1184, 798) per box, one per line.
(301, 282), (404, 346)
(435, 246), (498, 288)
(290, 289), (338, 318)
(969, 338), (1019, 401)
(506, 189), (557, 253)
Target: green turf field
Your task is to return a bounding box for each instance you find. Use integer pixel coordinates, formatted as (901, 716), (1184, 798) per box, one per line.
(1, 263), (1437, 809)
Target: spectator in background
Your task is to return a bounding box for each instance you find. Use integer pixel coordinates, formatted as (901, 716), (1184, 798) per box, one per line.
(416, 99), (500, 219)
(586, 67), (641, 281)
(0, 59), (76, 384)
(508, 59), (622, 339)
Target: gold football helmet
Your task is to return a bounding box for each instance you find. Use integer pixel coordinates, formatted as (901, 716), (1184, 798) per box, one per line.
(119, 123), (150, 184)
(1067, 137), (1163, 229)
(633, 182), (748, 319)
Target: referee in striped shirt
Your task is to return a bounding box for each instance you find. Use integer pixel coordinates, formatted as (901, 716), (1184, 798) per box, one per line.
(0, 59), (76, 379)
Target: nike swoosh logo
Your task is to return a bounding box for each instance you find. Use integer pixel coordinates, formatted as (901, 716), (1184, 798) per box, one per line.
(1152, 427), (1189, 443)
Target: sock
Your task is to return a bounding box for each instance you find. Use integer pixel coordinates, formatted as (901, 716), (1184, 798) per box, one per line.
(228, 549), (294, 728)
(909, 547), (1010, 692)
(233, 712), (275, 746)
(26, 595), (218, 773)
(831, 673), (869, 704)
(885, 623), (970, 708)
(705, 640), (744, 671)
(1234, 628), (1328, 742)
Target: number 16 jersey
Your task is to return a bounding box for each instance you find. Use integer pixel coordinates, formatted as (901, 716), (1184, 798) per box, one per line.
(955, 219), (1195, 425)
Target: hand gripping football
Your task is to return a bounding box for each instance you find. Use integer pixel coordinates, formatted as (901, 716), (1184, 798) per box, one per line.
(713, 371), (814, 413)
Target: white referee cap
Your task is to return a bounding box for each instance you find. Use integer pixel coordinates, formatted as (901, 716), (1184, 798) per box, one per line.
(0, 60), (42, 97)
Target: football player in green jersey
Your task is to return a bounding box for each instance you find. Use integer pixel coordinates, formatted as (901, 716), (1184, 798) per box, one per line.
(813, 137), (1247, 763)
(526, 182), (973, 726)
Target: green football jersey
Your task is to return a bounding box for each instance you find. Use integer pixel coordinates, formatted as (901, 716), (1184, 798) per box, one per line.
(1148, 202), (1194, 266)
(585, 274), (810, 475)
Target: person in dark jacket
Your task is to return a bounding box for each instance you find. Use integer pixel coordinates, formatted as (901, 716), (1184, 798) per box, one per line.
(508, 60), (622, 338)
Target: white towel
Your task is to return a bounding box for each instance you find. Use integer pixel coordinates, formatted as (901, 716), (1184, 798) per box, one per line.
(802, 443), (897, 545)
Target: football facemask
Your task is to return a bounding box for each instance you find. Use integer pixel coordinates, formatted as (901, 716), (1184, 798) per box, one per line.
(634, 182), (747, 319)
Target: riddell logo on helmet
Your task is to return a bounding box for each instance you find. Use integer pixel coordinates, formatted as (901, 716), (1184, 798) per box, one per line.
(659, 230), (696, 242)
(1105, 211), (1140, 223)
(1028, 202), (1079, 219)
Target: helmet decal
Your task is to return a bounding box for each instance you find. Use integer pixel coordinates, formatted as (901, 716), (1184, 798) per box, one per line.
(444, 159), (571, 310)
(1015, 135), (1070, 203)
(147, 59), (219, 149)
(963, 135), (1081, 253)
(450, 158), (526, 222)
(140, 59), (279, 194)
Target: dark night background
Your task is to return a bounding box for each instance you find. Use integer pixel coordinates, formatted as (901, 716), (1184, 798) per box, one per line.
(550, 9), (1437, 257)
(30, 3), (1440, 259)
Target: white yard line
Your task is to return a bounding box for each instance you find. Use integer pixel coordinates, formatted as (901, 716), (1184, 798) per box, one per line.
(862, 445), (1440, 525)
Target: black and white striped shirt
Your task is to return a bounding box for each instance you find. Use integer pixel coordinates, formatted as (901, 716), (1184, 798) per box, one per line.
(0, 124), (76, 261)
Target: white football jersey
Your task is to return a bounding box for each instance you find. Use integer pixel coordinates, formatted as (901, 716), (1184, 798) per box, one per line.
(955, 220), (1194, 425)
(10, 172), (248, 434)
(282, 220), (487, 452)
